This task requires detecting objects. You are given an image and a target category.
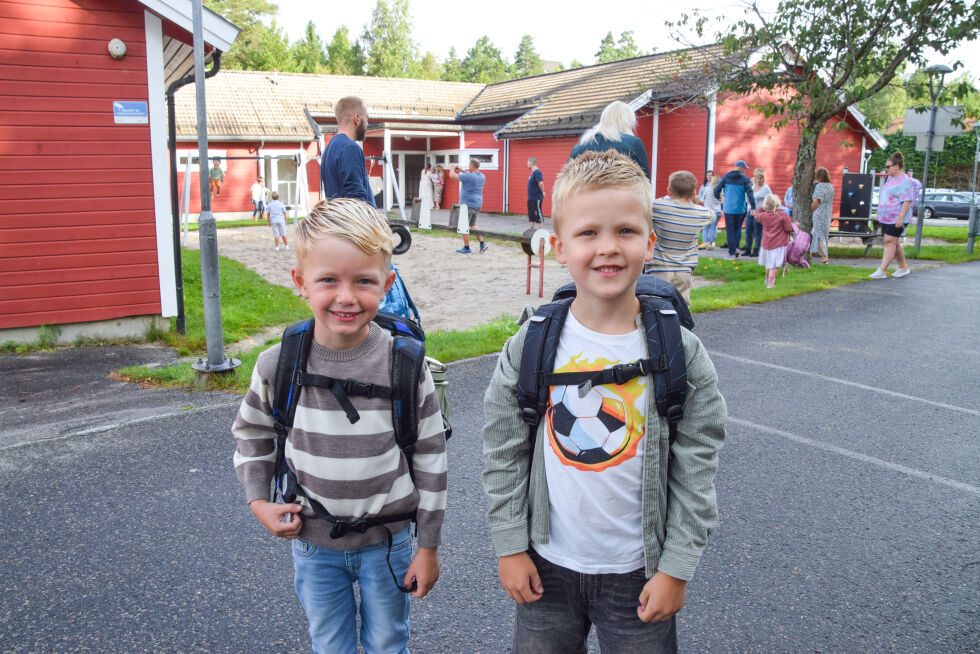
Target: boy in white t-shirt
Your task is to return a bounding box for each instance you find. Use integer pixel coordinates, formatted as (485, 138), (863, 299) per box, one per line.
(265, 191), (289, 251)
(481, 150), (727, 653)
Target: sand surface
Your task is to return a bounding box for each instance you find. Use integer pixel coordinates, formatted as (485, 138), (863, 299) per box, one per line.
(185, 225), (716, 333)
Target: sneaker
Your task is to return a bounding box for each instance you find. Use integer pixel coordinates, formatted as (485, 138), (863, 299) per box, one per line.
(284, 244), (289, 250)
(698, 242), (709, 250)
(725, 253), (738, 260)
(868, 268), (887, 280)
(274, 246), (280, 251)
(892, 267), (910, 278)
(456, 246), (472, 254)
(479, 242), (489, 253)
(708, 242), (715, 250)
(750, 249), (759, 257)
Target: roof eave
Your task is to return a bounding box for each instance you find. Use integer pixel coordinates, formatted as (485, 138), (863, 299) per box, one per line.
(137, 0), (239, 51)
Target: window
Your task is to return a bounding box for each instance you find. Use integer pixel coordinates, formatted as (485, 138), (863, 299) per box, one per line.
(429, 148), (500, 170)
(177, 150), (226, 173)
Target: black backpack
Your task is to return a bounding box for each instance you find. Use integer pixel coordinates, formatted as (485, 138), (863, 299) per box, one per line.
(516, 275), (692, 459)
(270, 311), (450, 593)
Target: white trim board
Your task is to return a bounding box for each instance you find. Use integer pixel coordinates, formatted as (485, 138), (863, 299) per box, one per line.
(144, 11), (177, 318)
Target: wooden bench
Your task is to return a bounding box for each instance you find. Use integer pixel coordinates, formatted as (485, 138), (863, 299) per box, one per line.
(828, 217), (882, 256)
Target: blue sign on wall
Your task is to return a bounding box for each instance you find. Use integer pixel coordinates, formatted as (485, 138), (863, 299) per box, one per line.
(113, 101), (148, 124)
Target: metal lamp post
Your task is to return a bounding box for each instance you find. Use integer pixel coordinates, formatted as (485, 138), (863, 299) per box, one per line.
(968, 124), (979, 254)
(914, 64), (953, 254)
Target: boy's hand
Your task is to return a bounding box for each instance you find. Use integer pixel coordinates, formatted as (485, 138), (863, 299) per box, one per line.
(404, 547), (439, 598)
(249, 499), (303, 539)
(637, 572), (687, 622)
(498, 552), (543, 603)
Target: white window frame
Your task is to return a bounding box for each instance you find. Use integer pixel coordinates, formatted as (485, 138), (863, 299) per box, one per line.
(177, 149), (227, 173)
(429, 148), (499, 171)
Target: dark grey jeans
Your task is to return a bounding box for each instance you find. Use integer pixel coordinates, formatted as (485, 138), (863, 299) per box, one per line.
(513, 550), (678, 654)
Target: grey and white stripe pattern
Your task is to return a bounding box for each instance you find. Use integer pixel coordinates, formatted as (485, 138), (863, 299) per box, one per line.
(649, 199), (716, 272)
(233, 322), (447, 550)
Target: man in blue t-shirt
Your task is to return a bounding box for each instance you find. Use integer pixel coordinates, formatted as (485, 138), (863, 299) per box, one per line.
(526, 157), (545, 229)
(321, 96), (375, 207)
(448, 158), (487, 254)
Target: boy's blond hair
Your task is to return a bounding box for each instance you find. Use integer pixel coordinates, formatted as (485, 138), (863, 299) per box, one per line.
(762, 193), (781, 211)
(667, 170), (698, 200)
(552, 150), (652, 232)
(294, 198), (394, 270)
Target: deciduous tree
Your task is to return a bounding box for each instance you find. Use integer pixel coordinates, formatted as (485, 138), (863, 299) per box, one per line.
(460, 36), (509, 84)
(361, 0), (419, 77)
(677, 0), (980, 231)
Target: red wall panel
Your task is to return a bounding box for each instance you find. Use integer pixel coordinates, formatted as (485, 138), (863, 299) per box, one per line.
(655, 105), (710, 195)
(0, 0), (163, 329)
(460, 131), (503, 212)
(714, 92), (865, 204)
(507, 136), (579, 218)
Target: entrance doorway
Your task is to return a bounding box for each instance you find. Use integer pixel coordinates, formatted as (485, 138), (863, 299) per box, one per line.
(262, 153), (299, 206)
(396, 154), (426, 207)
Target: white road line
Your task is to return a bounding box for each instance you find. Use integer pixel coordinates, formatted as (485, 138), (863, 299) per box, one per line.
(728, 416), (980, 495)
(710, 351), (980, 418)
(0, 400), (241, 451)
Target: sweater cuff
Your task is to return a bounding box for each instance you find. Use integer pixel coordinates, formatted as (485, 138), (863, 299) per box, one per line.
(243, 478), (271, 505)
(656, 545), (702, 582)
(491, 523), (530, 558)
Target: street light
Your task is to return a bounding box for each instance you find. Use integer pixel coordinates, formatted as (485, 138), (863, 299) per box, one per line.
(914, 64), (954, 254)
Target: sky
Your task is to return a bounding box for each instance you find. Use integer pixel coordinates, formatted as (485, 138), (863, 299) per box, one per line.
(271, 0), (979, 76)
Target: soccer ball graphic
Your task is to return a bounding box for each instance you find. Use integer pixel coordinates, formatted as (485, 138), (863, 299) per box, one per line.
(546, 383), (630, 465)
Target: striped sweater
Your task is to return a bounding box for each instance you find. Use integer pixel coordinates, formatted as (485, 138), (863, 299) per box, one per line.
(232, 322), (447, 550)
(649, 198), (716, 272)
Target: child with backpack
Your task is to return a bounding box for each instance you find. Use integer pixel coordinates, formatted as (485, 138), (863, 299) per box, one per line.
(754, 193), (795, 288)
(481, 150), (727, 654)
(231, 198), (447, 654)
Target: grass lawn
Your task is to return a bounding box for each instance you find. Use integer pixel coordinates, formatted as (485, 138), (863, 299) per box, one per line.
(117, 249), (881, 393)
(903, 223), (970, 244)
(161, 249), (311, 355)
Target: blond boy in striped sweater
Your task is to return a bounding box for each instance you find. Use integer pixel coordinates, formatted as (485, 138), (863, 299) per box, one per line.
(232, 199), (447, 653)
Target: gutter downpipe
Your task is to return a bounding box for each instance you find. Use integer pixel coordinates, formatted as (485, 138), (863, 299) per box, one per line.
(166, 50), (222, 335)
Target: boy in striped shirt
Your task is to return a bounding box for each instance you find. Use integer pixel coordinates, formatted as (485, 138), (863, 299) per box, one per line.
(648, 171), (716, 304)
(232, 199), (447, 653)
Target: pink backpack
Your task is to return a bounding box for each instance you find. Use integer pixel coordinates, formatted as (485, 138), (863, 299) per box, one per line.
(783, 224), (811, 272)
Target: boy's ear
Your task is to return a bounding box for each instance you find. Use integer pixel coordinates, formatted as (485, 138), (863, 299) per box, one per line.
(383, 268), (397, 293)
(291, 266), (309, 298)
(645, 230), (656, 262)
(551, 232), (567, 265)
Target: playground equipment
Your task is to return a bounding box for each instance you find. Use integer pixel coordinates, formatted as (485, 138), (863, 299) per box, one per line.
(522, 228), (551, 298)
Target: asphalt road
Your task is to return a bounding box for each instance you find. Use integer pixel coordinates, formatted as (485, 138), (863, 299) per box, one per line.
(1, 262), (978, 653)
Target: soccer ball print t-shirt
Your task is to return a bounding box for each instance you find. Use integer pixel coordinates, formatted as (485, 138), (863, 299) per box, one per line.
(532, 311), (648, 574)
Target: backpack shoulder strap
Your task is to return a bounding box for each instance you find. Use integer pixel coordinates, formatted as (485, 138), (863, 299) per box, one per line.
(637, 297), (687, 445)
(516, 299), (572, 457)
(270, 318), (314, 502)
(390, 330), (427, 483)
(272, 318), (316, 434)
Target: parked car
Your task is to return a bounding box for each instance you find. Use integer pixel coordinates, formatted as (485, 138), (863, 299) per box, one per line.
(913, 191), (979, 220)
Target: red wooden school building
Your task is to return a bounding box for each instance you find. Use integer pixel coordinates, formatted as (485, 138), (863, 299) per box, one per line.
(0, 0), (236, 341)
(2, 21), (884, 340)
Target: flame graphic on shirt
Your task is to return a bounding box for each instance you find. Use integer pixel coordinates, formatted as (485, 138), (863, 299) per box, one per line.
(545, 353), (646, 472)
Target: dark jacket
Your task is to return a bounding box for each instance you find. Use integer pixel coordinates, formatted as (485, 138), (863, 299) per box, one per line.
(569, 133), (652, 179)
(714, 170), (755, 214)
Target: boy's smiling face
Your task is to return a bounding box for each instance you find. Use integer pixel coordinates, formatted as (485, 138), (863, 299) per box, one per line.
(553, 187), (655, 314)
(291, 236), (395, 350)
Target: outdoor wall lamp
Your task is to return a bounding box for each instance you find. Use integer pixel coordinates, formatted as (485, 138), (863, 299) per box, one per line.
(108, 38), (127, 59)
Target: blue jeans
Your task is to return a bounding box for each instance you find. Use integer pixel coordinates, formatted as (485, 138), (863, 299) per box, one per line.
(513, 550), (678, 654)
(252, 200), (265, 217)
(743, 213), (762, 253)
(701, 211), (721, 244)
(724, 212), (745, 255)
(292, 527), (412, 654)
